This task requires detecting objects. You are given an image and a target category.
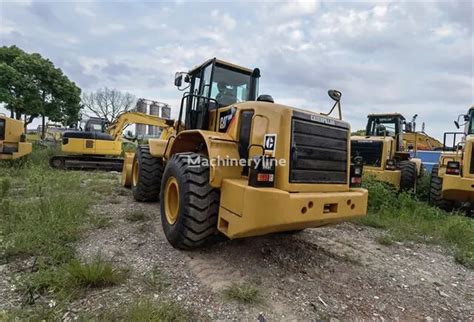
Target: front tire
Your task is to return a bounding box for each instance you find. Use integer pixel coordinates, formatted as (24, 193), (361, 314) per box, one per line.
(429, 165), (454, 211)
(399, 160), (417, 192)
(160, 153), (220, 250)
(131, 145), (164, 202)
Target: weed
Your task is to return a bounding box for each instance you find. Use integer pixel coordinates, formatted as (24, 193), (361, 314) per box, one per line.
(223, 282), (263, 304)
(376, 234), (394, 246)
(1, 178), (10, 197)
(65, 257), (128, 288)
(114, 299), (191, 321)
(415, 172), (431, 201)
(90, 214), (113, 229)
(126, 210), (148, 222)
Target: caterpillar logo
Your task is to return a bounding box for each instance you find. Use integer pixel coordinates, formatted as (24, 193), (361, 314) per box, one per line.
(310, 114), (336, 125)
(218, 107), (236, 132)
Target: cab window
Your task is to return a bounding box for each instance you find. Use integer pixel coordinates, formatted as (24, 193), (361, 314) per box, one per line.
(468, 110), (474, 135)
(367, 117), (398, 137)
(209, 65), (252, 107)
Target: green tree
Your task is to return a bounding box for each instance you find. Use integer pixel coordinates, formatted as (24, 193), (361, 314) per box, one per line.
(0, 45), (81, 138)
(351, 129), (366, 136)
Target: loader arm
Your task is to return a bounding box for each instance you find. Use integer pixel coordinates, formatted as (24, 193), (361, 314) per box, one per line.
(107, 111), (175, 140)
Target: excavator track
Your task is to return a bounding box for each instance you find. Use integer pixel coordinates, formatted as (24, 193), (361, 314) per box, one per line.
(49, 155), (123, 171)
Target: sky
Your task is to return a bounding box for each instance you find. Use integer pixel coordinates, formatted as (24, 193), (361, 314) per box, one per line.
(0, 0), (472, 140)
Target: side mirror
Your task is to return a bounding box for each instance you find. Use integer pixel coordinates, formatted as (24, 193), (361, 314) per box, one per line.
(464, 114), (469, 122)
(454, 121), (460, 129)
(174, 73), (183, 87)
(328, 89), (342, 102)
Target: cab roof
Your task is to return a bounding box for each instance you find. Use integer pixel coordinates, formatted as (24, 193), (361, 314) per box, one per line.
(188, 58), (253, 75)
(367, 113), (405, 120)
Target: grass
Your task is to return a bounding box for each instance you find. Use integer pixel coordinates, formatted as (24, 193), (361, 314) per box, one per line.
(122, 300), (189, 321)
(97, 299), (191, 321)
(1, 145), (117, 264)
(65, 256), (128, 288)
(223, 282), (263, 304)
(89, 214), (113, 229)
(359, 177), (474, 269)
(126, 210), (148, 222)
(1, 145), (127, 315)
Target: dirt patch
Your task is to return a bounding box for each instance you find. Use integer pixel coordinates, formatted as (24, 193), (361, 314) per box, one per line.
(2, 186), (473, 320)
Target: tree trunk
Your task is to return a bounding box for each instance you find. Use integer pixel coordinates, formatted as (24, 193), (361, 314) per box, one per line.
(42, 115), (46, 140)
(10, 109), (14, 118)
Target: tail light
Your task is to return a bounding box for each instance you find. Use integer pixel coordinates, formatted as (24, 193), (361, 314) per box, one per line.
(446, 161), (460, 175)
(249, 156), (275, 187)
(385, 159), (397, 170)
(350, 157), (363, 187)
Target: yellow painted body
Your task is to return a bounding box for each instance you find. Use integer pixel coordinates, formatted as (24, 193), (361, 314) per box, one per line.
(364, 169), (401, 189)
(62, 137), (122, 156)
(61, 111), (174, 156)
(403, 132), (443, 150)
(122, 122), (176, 187)
(60, 133), (117, 157)
(352, 130), (422, 190)
(0, 116), (32, 160)
(218, 179), (367, 238)
(436, 134), (474, 202)
(150, 101), (368, 239)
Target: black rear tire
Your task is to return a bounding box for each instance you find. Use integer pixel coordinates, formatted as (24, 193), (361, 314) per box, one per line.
(131, 145), (164, 202)
(399, 160), (417, 192)
(160, 153), (220, 250)
(429, 165), (454, 211)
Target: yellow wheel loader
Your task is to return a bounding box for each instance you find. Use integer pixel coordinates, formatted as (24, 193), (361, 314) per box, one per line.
(130, 58), (368, 249)
(49, 111), (174, 171)
(351, 113), (424, 191)
(430, 106), (474, 213)
(0, 115), (32, 160)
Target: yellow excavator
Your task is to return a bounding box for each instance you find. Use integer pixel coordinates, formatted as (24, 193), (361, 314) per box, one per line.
(49, 111), (174, 171)
(0, 115), (32, 160)
(129, 58), (368, 249)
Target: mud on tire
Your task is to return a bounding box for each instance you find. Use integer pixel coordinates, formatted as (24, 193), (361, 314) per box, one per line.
(399, 160), (417, 192)
(131, 145), (164, 202)
(429, 165), (454, 211)
(160, 153), (220, 250)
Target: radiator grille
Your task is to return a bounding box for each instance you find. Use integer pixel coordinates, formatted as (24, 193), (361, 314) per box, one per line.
(351, 140), (384, 167)
(290, 116), (348, 184)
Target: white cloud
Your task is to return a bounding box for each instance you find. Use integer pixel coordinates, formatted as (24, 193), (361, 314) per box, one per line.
(221, 13), (236, 31)
(89, 23), (125, 36)
(78, 56), (108, 75)
(279, 0), (319, 17)
(75, 6), (95, 17)
(0, 18), (20, 35)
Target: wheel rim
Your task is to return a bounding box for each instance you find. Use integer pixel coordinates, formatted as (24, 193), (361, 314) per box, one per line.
(132, 159), (139, 186)
(164, 176), (180, 225)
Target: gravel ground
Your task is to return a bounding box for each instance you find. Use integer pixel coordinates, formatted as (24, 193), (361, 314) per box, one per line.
(1, 184), (473, 320)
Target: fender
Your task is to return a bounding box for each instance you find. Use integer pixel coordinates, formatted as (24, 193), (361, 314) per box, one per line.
(168, 130), (242, 187)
